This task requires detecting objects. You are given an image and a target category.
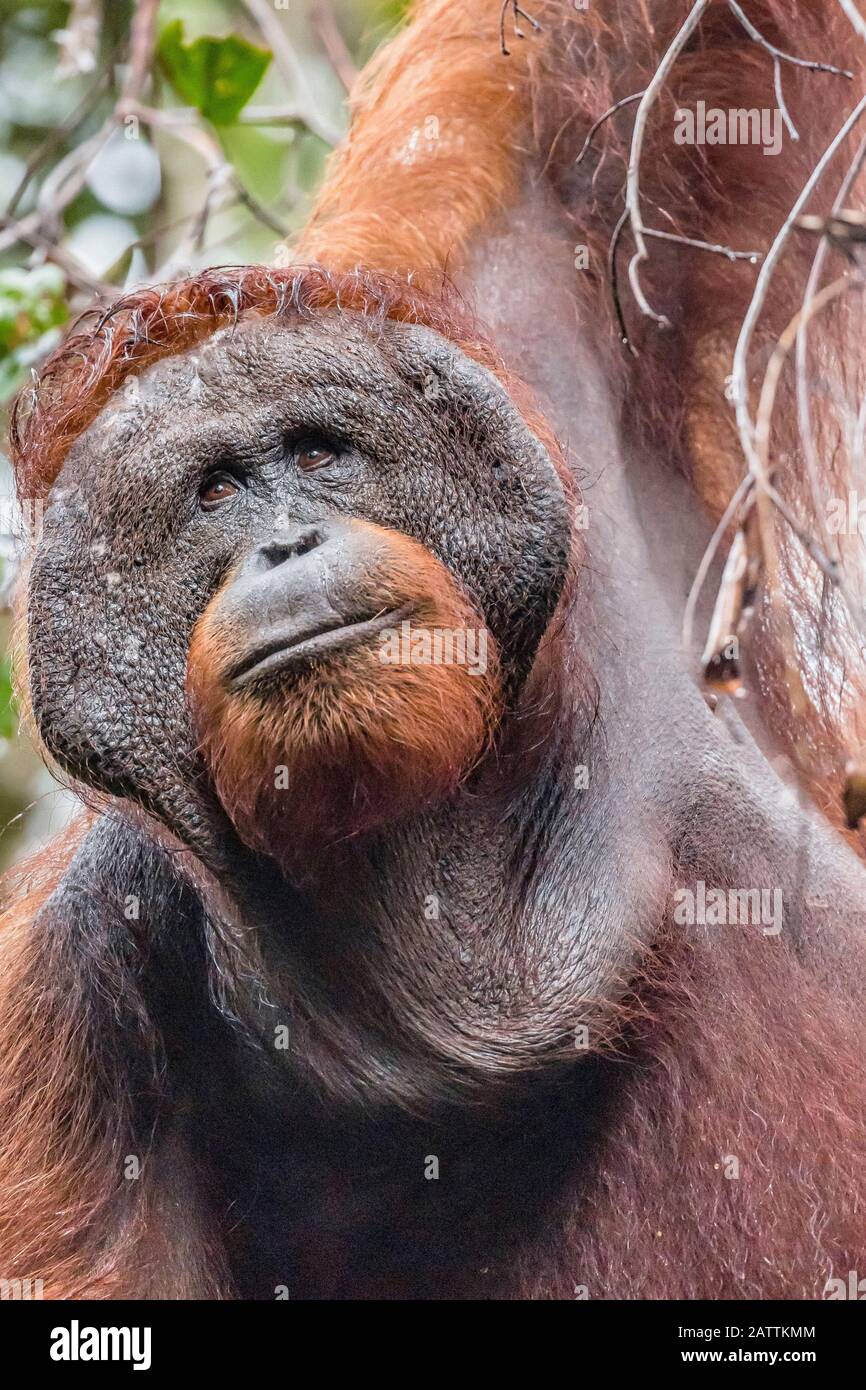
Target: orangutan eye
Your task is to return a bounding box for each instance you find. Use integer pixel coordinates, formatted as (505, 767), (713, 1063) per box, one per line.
(293, 436), (338, 472)
(199, 471), (241, 511)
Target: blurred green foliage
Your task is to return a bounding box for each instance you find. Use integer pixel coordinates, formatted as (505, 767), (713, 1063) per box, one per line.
(0, 654), (14, 741)
(0, 264), (68, 403)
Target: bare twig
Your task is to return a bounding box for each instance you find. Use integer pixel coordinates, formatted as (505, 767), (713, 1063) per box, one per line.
(127, 103), (316, 130)
(0, 210), (42, 257)
(239, 104), (323, 128)
(797, 208), (866, 245)
(1, 0), (296, 285)
(683, 474), (754, 652)
(127, 103), (287, 262)
(608, 205), (637, 355)
(851, 384), (866, 466)
(2, 1), (161, 258)
(242, 0), (342, 146)
(123, 0), (161, 101)
(795, 132), (866, 566)
(723, 92), (866, 707)
(728, 5), (853, 80)
(5, 69), (111, 217)
(772, 57), (798, 143)
(746, 283), (854, 742)
(574, 92), (644, 169)
(311, 1), (358, 94)
(499, 1), (541, 58)
(728, 0), (852, 143)
(53, 0), (100, 78)
(609, 12), (767, 355)
(624, 0), (852, 331)
(625, 0), (711, 329)
(755, 279), (853, 487)
(35, 123), (116, 241)
(643, 227), (761, 261)
(0, 215), (113, 297)
(839, 0), (866, 43)
(730, 93), (866, 494)
(753, 276), (858, 599)
(700, 507), (761, 692)
(611, 220), (760, 355)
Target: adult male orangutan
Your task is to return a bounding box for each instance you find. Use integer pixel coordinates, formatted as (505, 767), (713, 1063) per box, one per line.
(2, 0), (866, 1299)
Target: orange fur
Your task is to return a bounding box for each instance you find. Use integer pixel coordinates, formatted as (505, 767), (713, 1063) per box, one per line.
(296, 0), (541, 273)
(188, 522), (502, 881)
(0, 817), (119, 1297)
(0, 817), (228, 1298)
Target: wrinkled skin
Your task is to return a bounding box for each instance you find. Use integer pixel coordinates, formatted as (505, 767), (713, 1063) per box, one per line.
(28, 311), (571, 869)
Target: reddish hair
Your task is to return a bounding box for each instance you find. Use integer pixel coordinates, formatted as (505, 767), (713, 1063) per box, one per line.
(188, 524), (503, 882)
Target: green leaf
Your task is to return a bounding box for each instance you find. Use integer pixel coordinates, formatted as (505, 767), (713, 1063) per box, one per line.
(0, 657), (16, 742)
(375, 0), (412, 28)
(0, 266), (68, 405)
(158, 20), (271, 125)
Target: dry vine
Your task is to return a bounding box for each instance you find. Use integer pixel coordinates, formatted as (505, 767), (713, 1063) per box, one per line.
(587, 0), (866, 819)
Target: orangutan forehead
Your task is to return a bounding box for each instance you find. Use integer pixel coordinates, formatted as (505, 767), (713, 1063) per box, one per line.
(70, 310), (523, 476)
(9, 267), (497, 503)
(60, 317), (404, 486)
(44, 305), (553, 527)
(96, 312), (404, 419)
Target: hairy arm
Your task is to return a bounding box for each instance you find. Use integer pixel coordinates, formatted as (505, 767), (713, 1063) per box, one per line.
(0, 814), (228, 1299)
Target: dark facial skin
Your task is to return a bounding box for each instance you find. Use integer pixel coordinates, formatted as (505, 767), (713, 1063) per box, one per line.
(26, 310), (573, 873)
